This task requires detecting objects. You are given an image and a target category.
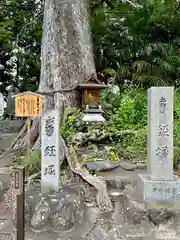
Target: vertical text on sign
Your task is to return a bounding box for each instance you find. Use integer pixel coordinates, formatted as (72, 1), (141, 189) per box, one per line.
(15, 92), (43, 117)
(14, 170), (20, 189)
(37, 97), (40, 114)
(44, 164), (56, 175)
(43, 116), (56, 176)
(45, 116), (55, 136)
(159, 97), (166, 114)
(156, 96), (169, 160)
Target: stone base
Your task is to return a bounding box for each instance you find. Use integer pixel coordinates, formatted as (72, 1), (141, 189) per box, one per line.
(137, 174), (180, 201)
(13, 182), (85, 233)
(123, 183), (180, 225)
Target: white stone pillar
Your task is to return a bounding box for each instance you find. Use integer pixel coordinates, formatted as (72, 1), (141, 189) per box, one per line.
(148, 87), (174, 181)
(41, 109), (60, 192)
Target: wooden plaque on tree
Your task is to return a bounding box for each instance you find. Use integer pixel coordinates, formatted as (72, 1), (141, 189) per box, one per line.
(14, 91), (43, 117)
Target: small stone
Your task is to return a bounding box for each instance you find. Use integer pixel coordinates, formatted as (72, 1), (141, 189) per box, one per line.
(119, 162), (137, 171)
(71, 132), (86, 146)
(104, 146), (114, 152)
(155, 225), (177, 239)
(106, 176), (132, 189)
(87, 144), (98, 152)
(87, 161), (119, 172)
(136, 163), (146, 169)
(125, 209), (143, 224)
(87, 226), (110, 240)
(148, 208), (174, 225)
(124, 224), (148, 239)
(109, 189), (123, 202)
(30, 197), (51, 232)
(50, 190), (84, 232)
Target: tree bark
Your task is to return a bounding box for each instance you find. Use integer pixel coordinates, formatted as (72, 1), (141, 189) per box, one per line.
(39, 0), (96, 111)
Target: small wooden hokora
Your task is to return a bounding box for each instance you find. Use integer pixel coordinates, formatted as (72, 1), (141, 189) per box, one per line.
(76, 74), (108, 122)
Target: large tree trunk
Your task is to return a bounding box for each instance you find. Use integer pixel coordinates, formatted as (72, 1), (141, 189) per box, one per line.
(39, 0), (96, 111)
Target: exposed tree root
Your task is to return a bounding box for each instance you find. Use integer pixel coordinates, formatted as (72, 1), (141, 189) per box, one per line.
(10, 117), (40, 150)
(26, 172), (40, 186)
(71, 129), (137, 147)
(0, 117), (40, 167)
(61, 138), (113, 212)
(32, 136), (41, 150)
(9, 122), (27, 149)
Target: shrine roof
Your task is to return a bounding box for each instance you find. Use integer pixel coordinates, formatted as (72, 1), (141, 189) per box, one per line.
(12, 91), (43, 99)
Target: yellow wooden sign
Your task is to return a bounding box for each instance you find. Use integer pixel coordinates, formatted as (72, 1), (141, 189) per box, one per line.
(14, 91), (43, 117)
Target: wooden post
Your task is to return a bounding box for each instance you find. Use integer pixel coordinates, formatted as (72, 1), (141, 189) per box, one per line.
(27, 118), (31, 150)
(14, 166), (25, 240)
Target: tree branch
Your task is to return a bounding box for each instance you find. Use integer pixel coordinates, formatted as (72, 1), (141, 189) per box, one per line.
(16, 12), (43, 43)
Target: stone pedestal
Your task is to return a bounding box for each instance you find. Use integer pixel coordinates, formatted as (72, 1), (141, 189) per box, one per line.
(124, 183), (180, 226)
(138, 87), (180, 201)
(138, 174), (180, 201)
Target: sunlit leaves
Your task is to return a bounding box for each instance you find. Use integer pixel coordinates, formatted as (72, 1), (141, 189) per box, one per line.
(0, 0), (43, 93)
(132, 61), (151, 74)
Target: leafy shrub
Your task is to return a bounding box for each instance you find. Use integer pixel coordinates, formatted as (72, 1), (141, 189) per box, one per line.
(105, 87), (147, 130)
(174, 121), (180, 168)
(175, 90), (180, 119)
(100, 86), (121, 114)
(17, 149), (41, 175)
(115, 127), (147, 160)
(61, 107), (86, 140)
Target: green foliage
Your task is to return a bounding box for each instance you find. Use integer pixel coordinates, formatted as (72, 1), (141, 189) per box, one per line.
(113, 90), (147, 129)
(61, 107), (85, 140)
(118, 128), (147, 160)
(174, 122), (180, 168)
(102, 87), (147, 130)
(91, 0), (180, 88)
(0, 0), (43, 94)
(100, 86), (121, 113)
(101, 87), (148, 161)
(174, 90), (180, 167)
(175, 90), (180, 118)
(110, 150), (119, 162)
(17, 149), (41, 175)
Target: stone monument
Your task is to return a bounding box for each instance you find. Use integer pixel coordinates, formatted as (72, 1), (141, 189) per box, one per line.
(138, 86), (180, 201)
(6, 86), (19, 119)
(41, 109), (60, 192)
(0, 93), (4, 117)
